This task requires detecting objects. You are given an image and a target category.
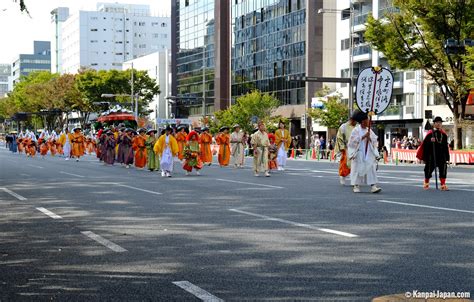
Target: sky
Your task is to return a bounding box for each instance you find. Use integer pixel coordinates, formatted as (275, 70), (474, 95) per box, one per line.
(0, 0), (171, 63)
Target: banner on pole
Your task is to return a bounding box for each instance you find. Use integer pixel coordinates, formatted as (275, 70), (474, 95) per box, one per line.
(355, 66), (394, 114)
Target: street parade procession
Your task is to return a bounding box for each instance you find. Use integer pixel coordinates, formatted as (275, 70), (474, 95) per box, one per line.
(3, 67), (456, 193)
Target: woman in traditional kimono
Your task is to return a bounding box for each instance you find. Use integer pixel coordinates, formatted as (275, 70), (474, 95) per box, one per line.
(132, 128), (147, 169)
(199, 127), (213, 165)
(145, 129), (160, 171)
(154, 126), (179, 177)
(121, 129), (135, 168)
(176, 125), (188, 161)
(183, 130), (203, 175)
(103, 130), (116, 165)
(267, 133), (278, 171)
(215, 126), (230, 167)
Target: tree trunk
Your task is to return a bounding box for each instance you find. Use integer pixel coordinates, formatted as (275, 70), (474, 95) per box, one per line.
(453, 105), (463, 150)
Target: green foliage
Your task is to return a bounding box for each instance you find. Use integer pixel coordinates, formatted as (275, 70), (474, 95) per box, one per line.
(207, 90), (280, 134)
(75, 68), (160, 117)
(2, 68), (159, 130)
(364, 0), (474, 121)
(309, 88), (349, 129)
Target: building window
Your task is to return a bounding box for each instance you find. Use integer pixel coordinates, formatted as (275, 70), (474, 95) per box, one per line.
(405, 71), (415, 80)
(139, 21), (146, 26)
(340, 38), (350, 50)
(139, 44), (146, 49)
(427, 84), (445, 105)
(90, 29), (98, 32)
(116, 52), (123, 55)
(404, 93), (414, 106)
(161, 22), (167, 27)
(91, 40), (98, 43)
(341, 8), (351, 20)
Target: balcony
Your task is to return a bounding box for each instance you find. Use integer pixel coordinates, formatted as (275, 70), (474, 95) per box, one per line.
(352, 44), (371, 62)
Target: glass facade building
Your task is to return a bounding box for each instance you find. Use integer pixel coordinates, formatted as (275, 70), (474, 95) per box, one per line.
(174, 0), (216, 117)
(231, 0), (307, 105)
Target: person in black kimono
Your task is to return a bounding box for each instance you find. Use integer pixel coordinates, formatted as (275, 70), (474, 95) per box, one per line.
(421, 116), (450, 191)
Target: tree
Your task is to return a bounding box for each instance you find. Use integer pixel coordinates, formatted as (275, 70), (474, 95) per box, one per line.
(208, 90), (280, 134)
(309, 88), (349, 129)
(364, 0), (474, 149)
(11, 0), (28, 13)
(75, 68), (160, 128)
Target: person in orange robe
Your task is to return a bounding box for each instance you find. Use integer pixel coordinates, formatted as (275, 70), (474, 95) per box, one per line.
(17, 136), (24, 154)
(26, 133), (37, 157)
(39, 138), (49, 157)
(199, 127), (213, 165)
(70, 128), (85, 161)
(216, 126), (230, 167)
(132, 128), (147, 168)
(175, 125), (188, 161)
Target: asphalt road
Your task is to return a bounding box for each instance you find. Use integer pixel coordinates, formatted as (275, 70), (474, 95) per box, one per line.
(0, 147), (472, 301)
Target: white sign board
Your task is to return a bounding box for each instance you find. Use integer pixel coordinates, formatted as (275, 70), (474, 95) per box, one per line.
(301, 114), (306, 129)
(157, 118), (192, 125)
(356, 67), (394, 114)
(311, 97), (324, 109)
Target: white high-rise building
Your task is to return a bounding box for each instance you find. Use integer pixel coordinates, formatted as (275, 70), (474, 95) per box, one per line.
(59, 3), (170, 74)
(51, 7), (70, 74)
(334, 0), (425, 150)
(123, 49), (171, 124)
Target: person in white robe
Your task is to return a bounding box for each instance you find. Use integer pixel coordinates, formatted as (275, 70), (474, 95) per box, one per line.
(230, 124), (245, 168)
(275, 120), (291, 170)
(154, 126), (179, 177)
(347, 112), (382, 193)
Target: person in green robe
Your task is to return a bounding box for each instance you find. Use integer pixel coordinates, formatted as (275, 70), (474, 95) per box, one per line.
(145, 129), (160, 171)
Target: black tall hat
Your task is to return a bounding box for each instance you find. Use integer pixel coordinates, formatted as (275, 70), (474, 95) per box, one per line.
(354, 111), (368, 123)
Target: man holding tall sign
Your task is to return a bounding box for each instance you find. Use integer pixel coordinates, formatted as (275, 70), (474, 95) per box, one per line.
(349, 66), (394, 193)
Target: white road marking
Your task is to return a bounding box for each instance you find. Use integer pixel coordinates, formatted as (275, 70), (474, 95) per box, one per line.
(114, 184), (162, 195)
(81, 231), (127, 252)
(310, 170), (338, 174)
(172, 281), (223, 302)
(36, 207), (62, 219)
(216, 178), (284, 189)
(375, 200), (474, 214)
(59, 171), (85, 178)
(229, 209), (358, 238)
(27, 164), (44, 169)
(2, 188), (27, 200)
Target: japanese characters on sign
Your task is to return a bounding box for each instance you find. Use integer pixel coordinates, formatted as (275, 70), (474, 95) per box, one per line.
(355, 67), (394, 115)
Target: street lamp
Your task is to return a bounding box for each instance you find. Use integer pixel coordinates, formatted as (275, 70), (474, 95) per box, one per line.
(121, 62), (137, 119)
(318, 2), (355, 115)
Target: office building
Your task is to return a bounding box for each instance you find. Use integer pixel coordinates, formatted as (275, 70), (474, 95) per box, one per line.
(11, 41), (51, 86)
(59, 3), (170, 74)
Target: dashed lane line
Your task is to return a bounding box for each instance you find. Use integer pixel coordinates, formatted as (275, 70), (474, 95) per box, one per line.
(81, 231), (127, 253)
(172, 281), (223, 302)
(1, 188), (27, 200)
(216, 178), (284, 189)
(59, 171), (85, 178)
(229, 209), (359, 238)
(27, 164), (44, 169)
(374, 199), (474, 214)
(114, 184), (162, 195)
(36, 207), (62, 219)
